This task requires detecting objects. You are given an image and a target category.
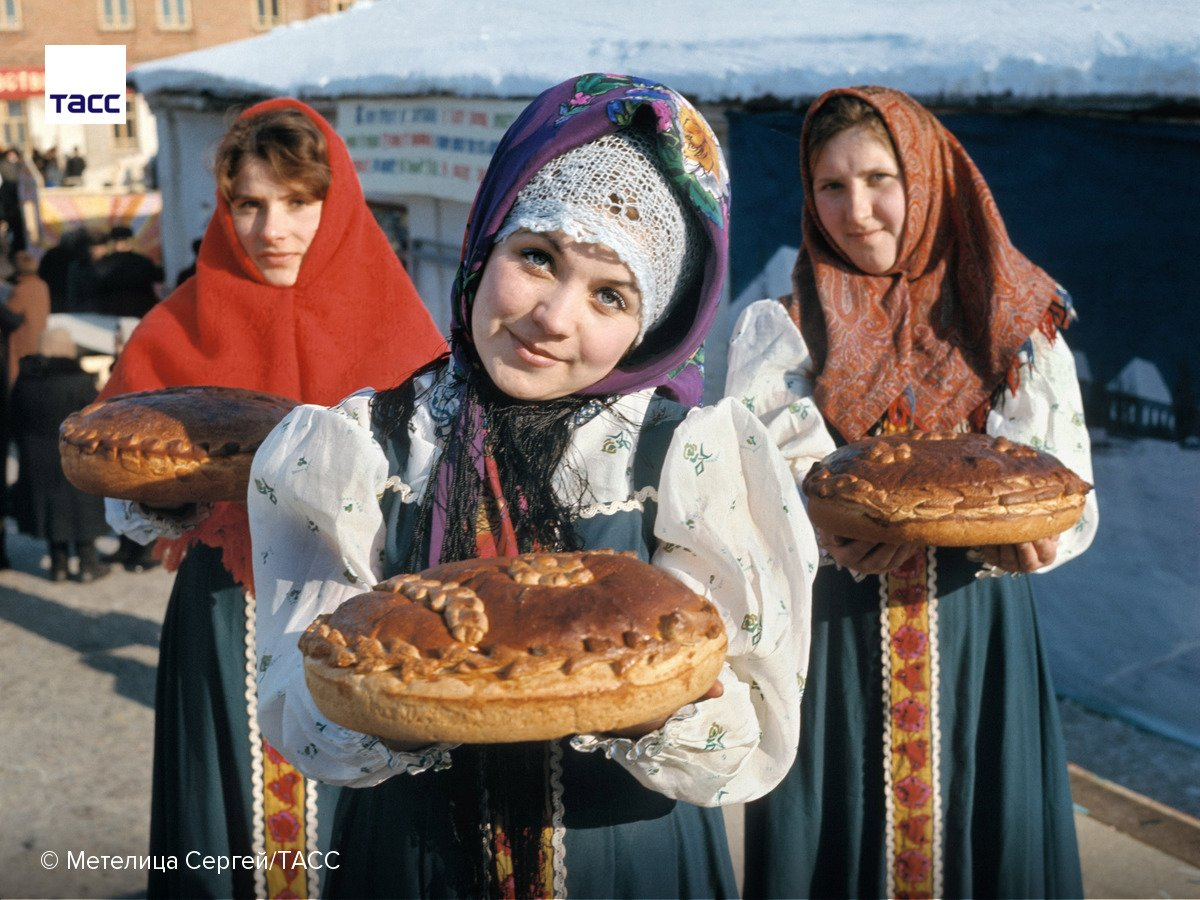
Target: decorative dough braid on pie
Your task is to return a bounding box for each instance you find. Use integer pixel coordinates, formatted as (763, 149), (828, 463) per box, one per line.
(802, 431), (1092, 547)
(300, 550), (729, 744)
(59, 386), (295, 505)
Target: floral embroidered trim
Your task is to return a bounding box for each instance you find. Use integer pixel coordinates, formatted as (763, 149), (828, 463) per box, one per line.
(246, 589), (318, 899)
(880, 548), (942, 899)
(262, 738), (310, 898)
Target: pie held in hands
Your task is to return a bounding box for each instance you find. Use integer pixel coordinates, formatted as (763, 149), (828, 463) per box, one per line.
(299, 550), (729, 744)
(802, 431), (1091, 547)
(59, 386), (295, 505)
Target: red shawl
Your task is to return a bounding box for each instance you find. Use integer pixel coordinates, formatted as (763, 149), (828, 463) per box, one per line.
(785, 86), (1059, 442)
(101, 97), (445, 587)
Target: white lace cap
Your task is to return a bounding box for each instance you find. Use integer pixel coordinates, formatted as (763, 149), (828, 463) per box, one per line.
(495, 130), (699, 344)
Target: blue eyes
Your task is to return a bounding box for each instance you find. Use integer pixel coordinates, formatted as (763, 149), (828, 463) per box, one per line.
(517, 246), (629, 313)
(520, 247), (552, 268)
(597, 288), (627, 311)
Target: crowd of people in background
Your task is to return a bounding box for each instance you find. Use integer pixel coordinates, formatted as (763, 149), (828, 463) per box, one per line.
(0, 217), (166, 581)
(30, 146), (88, 188)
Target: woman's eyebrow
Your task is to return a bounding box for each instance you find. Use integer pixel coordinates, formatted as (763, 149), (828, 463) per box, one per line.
(606, 275), (640, 292)
(534, 232), (564, 253)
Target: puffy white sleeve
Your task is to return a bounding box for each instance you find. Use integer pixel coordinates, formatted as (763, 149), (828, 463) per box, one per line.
(250, 390), (454, 787)
(573, 398), (819, 806)
(105, 497), (207, 543)
(723, 299), (838, 482)
(986, 329), (1099, 570)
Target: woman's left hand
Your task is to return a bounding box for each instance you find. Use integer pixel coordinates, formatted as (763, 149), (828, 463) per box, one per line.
(979, 535), (1059, 573)
(604, 679), (725, 740)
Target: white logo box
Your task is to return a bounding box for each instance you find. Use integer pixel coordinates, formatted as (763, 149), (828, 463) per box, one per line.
(44, 44), (127, 125)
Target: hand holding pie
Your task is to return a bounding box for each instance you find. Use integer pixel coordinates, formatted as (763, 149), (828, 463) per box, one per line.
(803, 431), (1092, 548)
(299, 550), (729, 744)
(59, 386), (296, 505)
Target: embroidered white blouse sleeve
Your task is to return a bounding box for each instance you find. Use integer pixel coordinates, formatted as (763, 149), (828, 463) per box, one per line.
(250, 389), (454, 787)
(105, 497), (203, 543)
(573, 397), (819, 806)
(986, 329), (1099, 570)
(723, 299), (838, 482)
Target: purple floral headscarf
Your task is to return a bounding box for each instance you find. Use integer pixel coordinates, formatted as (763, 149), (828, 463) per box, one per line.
(426, 74), (730, 565)
(450, 72), (730, 406)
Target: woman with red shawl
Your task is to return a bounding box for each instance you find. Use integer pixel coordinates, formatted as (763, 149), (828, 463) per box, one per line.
(727, 87), (1099, 898)
(101, 98), (444, 898)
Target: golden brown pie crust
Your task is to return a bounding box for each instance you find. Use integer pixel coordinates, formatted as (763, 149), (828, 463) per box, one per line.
(59, 386), (295, 505)
(802, 431), (1092, 546)
(300, 550), (729, 744)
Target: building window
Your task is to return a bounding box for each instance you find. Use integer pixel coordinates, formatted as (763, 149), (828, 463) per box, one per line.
(156, 0), (191, 30)
(112, 98), (137, 148)
(99, 0), (134, 30)
(0, 0), (22, 30)
(253, 0), (283, 29)
(332, 0), (356, 10)
(1, 100), (28, 149)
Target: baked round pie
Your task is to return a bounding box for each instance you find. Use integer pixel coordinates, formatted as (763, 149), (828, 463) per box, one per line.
(59, 386), (295, 505)
(299, 550), (729, 744)
(802, 431), (1092, 547)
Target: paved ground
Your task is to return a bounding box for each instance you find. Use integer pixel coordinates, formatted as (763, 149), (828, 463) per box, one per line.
(1, 528), (1198, 899)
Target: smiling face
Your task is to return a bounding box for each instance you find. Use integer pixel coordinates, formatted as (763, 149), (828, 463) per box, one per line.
(811, 124), (907, 275)
(470, 230), (643, 401)
(229, 157), (325, 287)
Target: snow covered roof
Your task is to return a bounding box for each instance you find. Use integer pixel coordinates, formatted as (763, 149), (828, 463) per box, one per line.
(1107, 357), (1173, 403)
(129, 0), (1200, 103)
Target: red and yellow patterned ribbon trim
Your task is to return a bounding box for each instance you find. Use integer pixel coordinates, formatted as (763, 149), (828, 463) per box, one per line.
(262, 739), (309, 899)
(884, 552), (939, 899)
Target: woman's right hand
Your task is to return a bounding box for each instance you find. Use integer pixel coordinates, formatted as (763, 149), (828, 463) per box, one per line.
(818, 529), (922, 575)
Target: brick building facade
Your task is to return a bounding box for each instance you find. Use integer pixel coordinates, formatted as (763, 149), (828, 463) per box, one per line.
(1, 0), (349, 190)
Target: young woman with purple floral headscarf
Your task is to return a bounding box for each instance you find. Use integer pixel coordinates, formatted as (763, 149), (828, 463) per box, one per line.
(249, 73), (817, 898)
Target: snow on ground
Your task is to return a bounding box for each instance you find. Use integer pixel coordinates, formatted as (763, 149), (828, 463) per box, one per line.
(129, 0), (1200, 101)
(1035, 434), (1200, 748)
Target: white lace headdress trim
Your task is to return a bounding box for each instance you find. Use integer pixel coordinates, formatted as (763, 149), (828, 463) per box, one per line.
(495, 129), (699, 343)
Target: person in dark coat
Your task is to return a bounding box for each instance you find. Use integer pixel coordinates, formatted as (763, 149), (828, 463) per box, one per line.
(38, 228), (92, 312)
(10, 328), (111, 582)
(94, 225), (163, 318)
(0, 285), (23, 570)
(65, 231), (111, 313)
(64, 147), (86, 186)
(0, 148), (27, 254)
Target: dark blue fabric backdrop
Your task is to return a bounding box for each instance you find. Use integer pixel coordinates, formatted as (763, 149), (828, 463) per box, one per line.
(726, 109), (1200, 394)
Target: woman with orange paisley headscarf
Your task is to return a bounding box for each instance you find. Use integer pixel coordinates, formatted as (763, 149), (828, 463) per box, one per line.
(102, 99), (444, 898)
(727, 86), (1099, 898)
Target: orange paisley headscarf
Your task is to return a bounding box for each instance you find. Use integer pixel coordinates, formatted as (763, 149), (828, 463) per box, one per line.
(784, 86), (1059, 442)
